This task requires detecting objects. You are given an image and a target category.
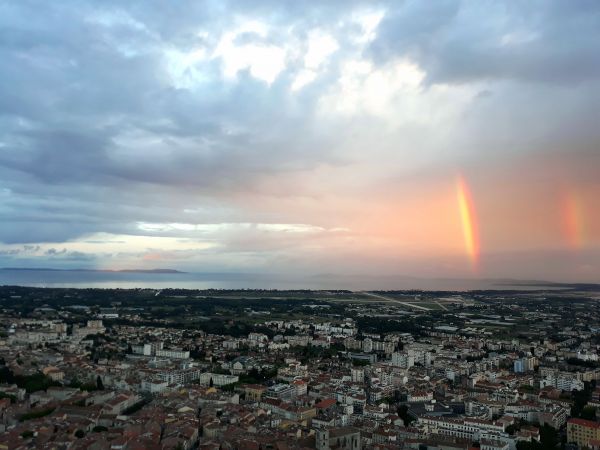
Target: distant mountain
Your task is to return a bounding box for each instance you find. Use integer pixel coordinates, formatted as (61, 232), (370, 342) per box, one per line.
(0, 267), (186, 274)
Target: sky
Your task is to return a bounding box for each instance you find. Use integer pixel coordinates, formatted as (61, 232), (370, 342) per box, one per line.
(0, 0), (599, 282)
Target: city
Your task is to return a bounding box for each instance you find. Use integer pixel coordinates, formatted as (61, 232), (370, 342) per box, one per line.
(0, 285), (599, 449)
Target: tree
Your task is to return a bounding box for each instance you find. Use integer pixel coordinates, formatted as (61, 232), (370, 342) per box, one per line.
(397, 405), (415, 426)
(531, 424), (560, 450)
(0, 368), (59, 393)
(19, 407), (55, 422)
(581, 406), (598, 421)
(220, 382), (237, 392)
(75, 429), (85, 439)
(352, 359), (369, 367)
(209, 377), (214, 388)
(0, 392), (16, 403)
(381, 396), (395, 405)
(96, 376), (104, 390)
(571, 382), (594, 418)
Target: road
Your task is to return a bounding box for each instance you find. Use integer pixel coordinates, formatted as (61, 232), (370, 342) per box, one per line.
(358, 291), (431, 311)
(435, 301), (449, 311)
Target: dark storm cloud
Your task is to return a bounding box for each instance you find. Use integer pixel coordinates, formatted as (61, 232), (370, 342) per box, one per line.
(372, 0), (600, 84)
(0, 0), (345, 192)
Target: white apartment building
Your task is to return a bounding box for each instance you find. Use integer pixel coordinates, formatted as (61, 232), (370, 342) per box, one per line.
(198, 372), (239, 387)
(540, 376), (584, 392)
(418, 416), (506, 441)
(159, 368), (202, 385)
(392, 351), (414, 369)
(155, 349), (190, 359)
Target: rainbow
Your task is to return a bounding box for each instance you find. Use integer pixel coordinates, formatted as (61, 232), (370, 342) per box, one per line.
(560, 188), (584, 251)
(456, 175), (480, 270)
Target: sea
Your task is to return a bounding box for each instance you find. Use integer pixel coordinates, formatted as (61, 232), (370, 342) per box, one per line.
(0, 269), (575, 291)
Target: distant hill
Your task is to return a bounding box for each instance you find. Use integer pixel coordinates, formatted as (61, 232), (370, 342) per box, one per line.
(0, 267), (186, 274)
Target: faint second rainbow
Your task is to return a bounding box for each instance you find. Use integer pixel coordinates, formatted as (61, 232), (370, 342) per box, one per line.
(456, 174), (480, 271)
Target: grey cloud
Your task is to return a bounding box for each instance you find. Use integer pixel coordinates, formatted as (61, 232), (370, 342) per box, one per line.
(0, 4), (341, 191)
(371, 0), (600, 85)
(44, 248), (94, 261)
(45, 248), (67, 256)
(0, 245), (39, 256)
(0, 249), (22, 256)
